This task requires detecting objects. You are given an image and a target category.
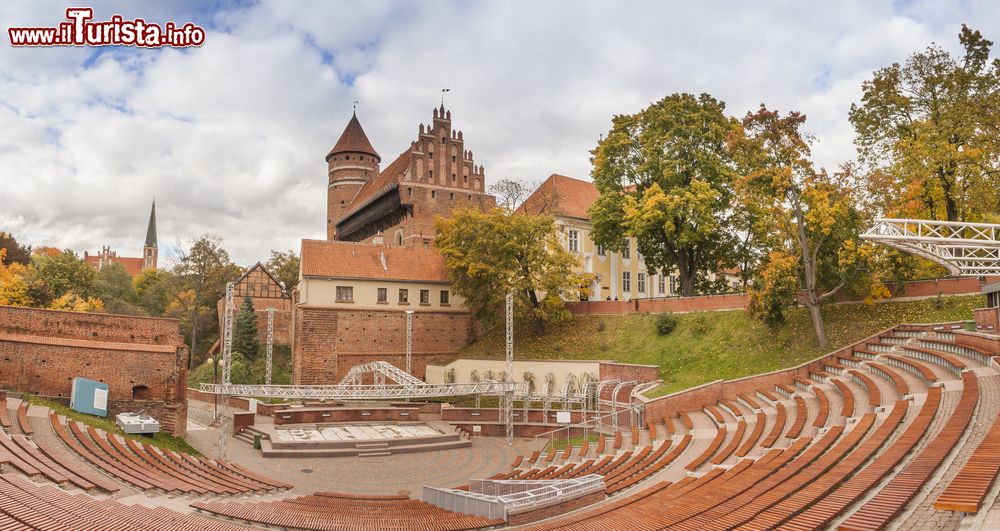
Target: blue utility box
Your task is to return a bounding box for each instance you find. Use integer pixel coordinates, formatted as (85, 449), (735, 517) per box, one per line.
(70, 377), (109, 417)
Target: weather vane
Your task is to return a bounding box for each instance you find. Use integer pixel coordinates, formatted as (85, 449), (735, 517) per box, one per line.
(441, 88), (450, 105)
(353, 100), (359, 112)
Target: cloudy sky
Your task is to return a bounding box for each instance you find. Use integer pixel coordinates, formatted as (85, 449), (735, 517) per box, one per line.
(1, 1), (997, 265)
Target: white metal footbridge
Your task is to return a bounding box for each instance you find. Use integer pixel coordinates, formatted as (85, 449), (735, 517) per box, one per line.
(861, 218), (1000, 276)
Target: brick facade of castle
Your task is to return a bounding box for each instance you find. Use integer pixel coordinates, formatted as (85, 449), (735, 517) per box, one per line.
(0, 305), (188, 436)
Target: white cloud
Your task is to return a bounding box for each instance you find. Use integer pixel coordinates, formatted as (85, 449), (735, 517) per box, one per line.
(1, 0), (998, 264)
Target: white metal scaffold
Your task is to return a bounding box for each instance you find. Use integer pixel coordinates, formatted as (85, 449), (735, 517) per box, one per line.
(265, 307), (274, 386)
(861, 218), (1000, 276)
(405, 309), (414, 375)
(502, 292), (514, 446)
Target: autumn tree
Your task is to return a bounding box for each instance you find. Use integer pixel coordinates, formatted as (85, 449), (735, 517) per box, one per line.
(851, 25), (1000, 222)
(590, 93), (738, 296)
(172, 236), (241, 366)
(132, 269), (174, 316)
(265, 250), (299, 292)
(0, 232), (31, 265)
(93, 262), (137, 314)
(730, 106), (870, 348)
(32, 249), (96, 300)
(434, 208), (588, 334)
(489, 178), (538, 212)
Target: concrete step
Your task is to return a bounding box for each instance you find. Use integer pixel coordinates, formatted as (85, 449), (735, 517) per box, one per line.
(358, 451), (393, 457)
(355, 442), (390, 450)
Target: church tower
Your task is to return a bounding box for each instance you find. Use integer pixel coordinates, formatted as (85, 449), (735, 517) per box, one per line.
(142, 199), (157, 271)
(326, 112), (380, 240)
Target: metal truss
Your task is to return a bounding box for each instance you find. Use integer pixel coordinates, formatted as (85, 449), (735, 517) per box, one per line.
(199, 380), (525, 400)
(265, 307), (274, 386)
(338, 361), (425, 388)
(861, 218), (1000, 276)
(503, 292), (514, 446)
(222, 282), (234, 385)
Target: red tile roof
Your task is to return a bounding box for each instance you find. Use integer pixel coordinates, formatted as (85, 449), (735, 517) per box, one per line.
(84, 255), (145, 277)
(326, 113), (380, 161)
(516, 174), (599, 220)
(336, 150), (410, 223)
(300, 239), (450, 283)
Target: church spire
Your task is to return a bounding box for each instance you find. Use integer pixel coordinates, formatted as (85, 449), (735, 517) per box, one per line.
(144, 199), (157, 248)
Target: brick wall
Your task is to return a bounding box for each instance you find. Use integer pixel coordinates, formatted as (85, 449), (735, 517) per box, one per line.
(0, 306), (188, 436)
(566, 276), (997, 316)
(974, 307), (999, 334)
(598, 362), (660, 384)
(954, 329), (1000, 355)
(293, 306), (474, 384)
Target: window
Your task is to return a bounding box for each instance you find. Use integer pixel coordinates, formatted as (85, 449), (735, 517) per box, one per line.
(568, 230), (579, 252)
(440, 290), (450, 305)
(597, 244), (606, 256)
(622, 244), (630, 260)
(431, 190), (437, 198)
(336, 286), (354, 302)
(637, 272), (646, 294)
(420, 289), (430, 305)
(449, 192), (455, 200)
(669, 275), (678, 295)
(398, 289), (409, 303)
(622, 271), (631, 293)
(429, 152), (433, 159)
(452, 155), (457, 162)
(429, 170), (434, 179)
(637, 250), (644, 261)
(451, 173), (456, 181)
(658, 274), (666, 295)
(407, 187), (412, 196)
(377, 287), (388, 303)
(464, 175), (469, 183)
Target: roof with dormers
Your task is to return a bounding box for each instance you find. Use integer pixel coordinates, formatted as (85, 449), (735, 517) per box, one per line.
(327, 112), (380, 162)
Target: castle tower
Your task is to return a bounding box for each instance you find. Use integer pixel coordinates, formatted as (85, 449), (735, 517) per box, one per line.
(326, 112), (380, 240)
(142, 199), (157, 271)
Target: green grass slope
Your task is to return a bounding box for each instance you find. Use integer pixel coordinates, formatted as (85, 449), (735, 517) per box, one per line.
(459, 295), (982, 397)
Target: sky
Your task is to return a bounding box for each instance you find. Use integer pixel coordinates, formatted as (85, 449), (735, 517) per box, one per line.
(1, 0), (998, 265)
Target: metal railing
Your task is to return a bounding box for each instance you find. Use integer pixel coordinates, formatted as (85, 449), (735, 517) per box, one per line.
(422, 475), (605, 520)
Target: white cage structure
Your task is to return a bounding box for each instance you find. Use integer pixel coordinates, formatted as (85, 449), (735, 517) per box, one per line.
(861, 218), (1000, 276)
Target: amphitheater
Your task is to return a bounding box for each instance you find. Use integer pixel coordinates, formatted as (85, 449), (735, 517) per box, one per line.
(1, 315), (1000, 530)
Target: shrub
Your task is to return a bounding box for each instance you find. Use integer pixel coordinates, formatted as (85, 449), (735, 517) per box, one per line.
(690, 314), (710, 335)
(655, 313), (678, 336)
(596, 320), (606, 332)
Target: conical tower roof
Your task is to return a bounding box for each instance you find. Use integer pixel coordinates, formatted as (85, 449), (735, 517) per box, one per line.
(144, 199), (157, 248)
(326, 112), (380, 162)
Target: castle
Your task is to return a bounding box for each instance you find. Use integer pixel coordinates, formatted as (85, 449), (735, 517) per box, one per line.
(83, 200), (158, 276)
(326, 105), (495, 246)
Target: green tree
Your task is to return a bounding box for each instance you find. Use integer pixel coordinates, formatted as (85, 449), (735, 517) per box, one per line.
(93, 262), (136, 314)
(730, 106), (870, 348)
(233, 294), (259, 359)
(265, 250), (299, 292)
(434, 208), (588, 334)
(851, 25), (1000, 222)
(132, 269), (174, 316)
(0, 232), (31, 265)
(172, 236), (241, 366)
(589, 93), (738, 296)
(32, 249), (96, 300)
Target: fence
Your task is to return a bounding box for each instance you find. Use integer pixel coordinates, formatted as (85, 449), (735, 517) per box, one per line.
(422, 475), (605, 520)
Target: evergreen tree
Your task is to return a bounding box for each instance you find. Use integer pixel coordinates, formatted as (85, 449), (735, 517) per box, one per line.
(233, 294), (258, 359)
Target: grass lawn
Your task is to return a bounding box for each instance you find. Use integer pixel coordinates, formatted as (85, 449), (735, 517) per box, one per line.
(23, 395), (202, 456)
(459, 295), (982, 398)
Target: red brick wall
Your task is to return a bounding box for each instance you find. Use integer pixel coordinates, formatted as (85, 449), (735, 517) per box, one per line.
(954, 329), (1000, 354)
(974, 308), (999, 334)
(567, 277), (996, 316)
(0, 306), (188, 436)
(293, 306), (474, 384)
(599, 362), (660, 384)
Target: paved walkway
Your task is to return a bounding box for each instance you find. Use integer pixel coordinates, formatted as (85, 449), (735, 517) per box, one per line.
(184, 400), (544, 496)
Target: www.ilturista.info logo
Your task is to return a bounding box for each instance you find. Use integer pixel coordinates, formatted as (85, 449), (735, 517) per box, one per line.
(8, 8), (206, 48)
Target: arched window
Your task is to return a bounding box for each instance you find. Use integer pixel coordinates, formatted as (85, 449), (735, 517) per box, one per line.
(131, 385), (151, 400)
